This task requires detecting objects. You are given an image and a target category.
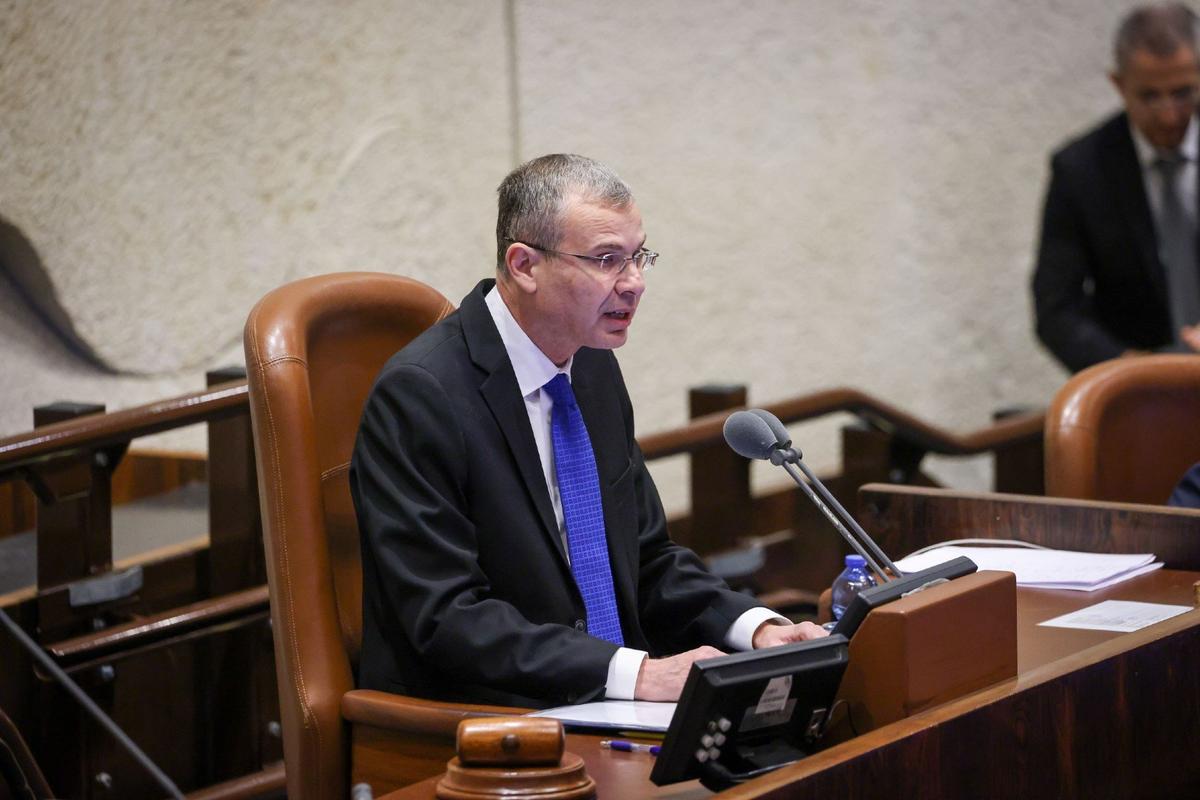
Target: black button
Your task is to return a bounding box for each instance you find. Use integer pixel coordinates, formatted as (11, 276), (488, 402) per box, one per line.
(574, 620), (585, 631)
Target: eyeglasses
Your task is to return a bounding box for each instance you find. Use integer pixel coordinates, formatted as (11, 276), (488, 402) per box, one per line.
(1135, 84), (1200, 112)
(506, 238), (658, 277)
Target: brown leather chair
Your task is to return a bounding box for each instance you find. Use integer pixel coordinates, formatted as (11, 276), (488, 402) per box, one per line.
(1045, 353), (1200, 503)
(244, 272), (519, 800)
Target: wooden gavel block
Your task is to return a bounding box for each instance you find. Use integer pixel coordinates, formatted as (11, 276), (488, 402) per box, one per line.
(436, 716), (595, 799)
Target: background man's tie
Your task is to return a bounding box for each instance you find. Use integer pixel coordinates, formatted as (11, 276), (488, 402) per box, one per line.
(1154, 154), (1200, 338)
(543, 374), (624, 645)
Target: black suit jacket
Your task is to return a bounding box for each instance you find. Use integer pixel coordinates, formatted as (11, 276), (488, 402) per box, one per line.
(350, 280), (759, 708)
(1032, 111), (1183, 372)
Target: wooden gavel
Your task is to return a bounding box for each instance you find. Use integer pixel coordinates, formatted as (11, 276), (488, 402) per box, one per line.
(436, 716), (595, 799)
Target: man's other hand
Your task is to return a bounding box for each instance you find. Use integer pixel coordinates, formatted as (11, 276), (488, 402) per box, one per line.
(634, 646), (725, 701)
(752, 621), (829, 649)
(1181, 324), (1200, 352)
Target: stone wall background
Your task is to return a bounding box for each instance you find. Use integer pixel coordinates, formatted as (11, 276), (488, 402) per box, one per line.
(0, 0), (1139, 509)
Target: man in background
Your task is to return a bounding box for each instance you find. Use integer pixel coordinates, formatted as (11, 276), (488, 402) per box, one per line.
(1033, 3), (1200, 372)
(351, 154), (825, 708)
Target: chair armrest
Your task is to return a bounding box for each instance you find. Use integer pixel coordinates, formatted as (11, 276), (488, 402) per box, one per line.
(343, 690), (531, 792)
(341, 689), (527, 737)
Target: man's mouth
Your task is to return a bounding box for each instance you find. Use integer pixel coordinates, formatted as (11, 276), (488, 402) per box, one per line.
(604, 310), (632, 320)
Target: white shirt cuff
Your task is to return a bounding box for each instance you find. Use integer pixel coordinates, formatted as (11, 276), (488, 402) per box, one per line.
(603, 607), (785, 699)
(604, 647), (648, 700)
(725, 607), (788, 651)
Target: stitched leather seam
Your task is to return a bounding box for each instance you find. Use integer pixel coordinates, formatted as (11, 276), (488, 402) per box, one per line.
(250, 324), (324, 787)
(322, 461), (350, 482)
(263, 354), (308, 369)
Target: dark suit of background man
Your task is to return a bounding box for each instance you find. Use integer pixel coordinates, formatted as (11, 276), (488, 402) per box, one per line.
(1033, 3), (1200, 373)
(350, 154), (826, 708)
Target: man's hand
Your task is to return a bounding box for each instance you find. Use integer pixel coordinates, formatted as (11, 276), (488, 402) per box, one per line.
(634, 646), (725, 701)
(1181, 325), (1200, 352)
(752, 621), (829, 649)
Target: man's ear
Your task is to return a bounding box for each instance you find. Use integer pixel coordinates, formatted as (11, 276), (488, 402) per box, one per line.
(1109, 69), (1126, 97)
(504, 241), (539, 293)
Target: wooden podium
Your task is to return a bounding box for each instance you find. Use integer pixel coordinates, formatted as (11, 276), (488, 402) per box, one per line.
(381, 487), (1200, 799)
(830, 570), (1017, 737)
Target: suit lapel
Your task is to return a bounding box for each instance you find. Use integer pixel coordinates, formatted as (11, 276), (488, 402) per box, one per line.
(461, 281), (566, 564)
(1104, 116), (1170, 303)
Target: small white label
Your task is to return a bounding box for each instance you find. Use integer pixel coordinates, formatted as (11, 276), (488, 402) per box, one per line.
(754, 675), (792, 715)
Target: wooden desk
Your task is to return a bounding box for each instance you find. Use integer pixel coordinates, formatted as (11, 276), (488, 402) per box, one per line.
(381, 568), (1200, 799)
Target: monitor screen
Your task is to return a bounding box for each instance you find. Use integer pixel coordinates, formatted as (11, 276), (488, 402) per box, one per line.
(650, 635), (849, 790)
(830, 554), (977, 639)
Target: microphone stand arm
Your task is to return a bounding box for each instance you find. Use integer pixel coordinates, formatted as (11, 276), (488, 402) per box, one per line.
(773, 449), (903, 580)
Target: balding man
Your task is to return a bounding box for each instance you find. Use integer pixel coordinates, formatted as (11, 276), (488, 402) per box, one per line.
(351, 154), (825, 709)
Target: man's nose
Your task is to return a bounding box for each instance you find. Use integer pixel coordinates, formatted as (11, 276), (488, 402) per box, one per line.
(615, 265), (647, 296)
(1158, 102), (1190, 127)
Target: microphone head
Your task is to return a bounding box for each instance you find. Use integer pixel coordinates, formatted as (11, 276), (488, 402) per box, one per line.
(747, 408), (800, 458)
(723, 410), (780, 461)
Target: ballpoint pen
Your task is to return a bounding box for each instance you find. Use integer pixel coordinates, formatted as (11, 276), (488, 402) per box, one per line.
(600, 739), (661, 755)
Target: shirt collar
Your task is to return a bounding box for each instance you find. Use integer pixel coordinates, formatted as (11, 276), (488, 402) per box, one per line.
(485, 283), (572, 397)
(1130, 113), (1199, 169)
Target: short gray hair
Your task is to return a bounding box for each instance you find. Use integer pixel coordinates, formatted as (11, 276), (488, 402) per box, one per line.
(1114, 3), (1198, 73)
(495, 154), (633, 272)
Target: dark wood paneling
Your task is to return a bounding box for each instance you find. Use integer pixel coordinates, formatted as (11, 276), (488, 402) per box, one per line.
(0, 480), (37, 538)
(30, 403), (114, 596)
(859, 484), (1200, 569)
(110, 451), (206, 506)
(685, 385), (751, 556)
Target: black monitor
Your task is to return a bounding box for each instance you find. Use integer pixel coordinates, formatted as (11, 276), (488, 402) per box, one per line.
(830, 555), (978, 639)
(650, 635), (849, 791)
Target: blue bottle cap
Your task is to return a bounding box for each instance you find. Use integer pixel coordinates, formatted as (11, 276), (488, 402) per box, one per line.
(845, 554), (866, 567)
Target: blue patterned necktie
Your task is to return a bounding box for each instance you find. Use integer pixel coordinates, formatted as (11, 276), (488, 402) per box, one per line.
(543, 373), (624, 645)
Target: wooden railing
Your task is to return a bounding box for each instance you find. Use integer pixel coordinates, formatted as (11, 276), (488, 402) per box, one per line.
(0, 382), (249, 475)
(0, 369), (275, 800)
(639, 387), (1043, 459)
(0, 374), (1044, 799)
(640, 385), (1043, 586)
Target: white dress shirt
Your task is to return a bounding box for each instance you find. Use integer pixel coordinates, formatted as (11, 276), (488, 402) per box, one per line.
(484, 286), (783, 700)
(1129, 115), (1198, 225)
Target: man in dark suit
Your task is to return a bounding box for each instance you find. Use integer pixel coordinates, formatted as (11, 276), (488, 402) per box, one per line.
(1033, 3), (1200, 373)
(1169, 460), (1200, 506)
(351, 154), (825, 708)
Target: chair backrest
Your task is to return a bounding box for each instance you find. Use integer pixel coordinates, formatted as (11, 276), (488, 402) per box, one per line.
(1045, 354), (1200, 503)
(244, 272), (454, 800)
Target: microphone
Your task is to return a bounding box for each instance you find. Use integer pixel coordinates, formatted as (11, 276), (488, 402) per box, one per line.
(723, 409), (902, 580)
(722, 408), (786, 461)
(748, 408), (801, 465)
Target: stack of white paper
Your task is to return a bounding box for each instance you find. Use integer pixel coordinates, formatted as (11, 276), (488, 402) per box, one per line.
(894, 546), (1162, 591)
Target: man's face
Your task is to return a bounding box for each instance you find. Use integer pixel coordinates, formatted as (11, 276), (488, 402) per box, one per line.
(1113, 45), (1200, 150)
(524, 196), (647, 365)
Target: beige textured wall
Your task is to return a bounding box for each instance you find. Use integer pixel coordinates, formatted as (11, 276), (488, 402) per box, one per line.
(0, 0), (1140, 507)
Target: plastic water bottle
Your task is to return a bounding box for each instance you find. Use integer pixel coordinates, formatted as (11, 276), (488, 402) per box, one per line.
(831, 554), (876, 621)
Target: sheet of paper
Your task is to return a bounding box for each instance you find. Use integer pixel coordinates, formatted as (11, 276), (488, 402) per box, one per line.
(528, 700), (676, 732)
(1038, 600), (1193, 632)
(895, 546), (1160, 591)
